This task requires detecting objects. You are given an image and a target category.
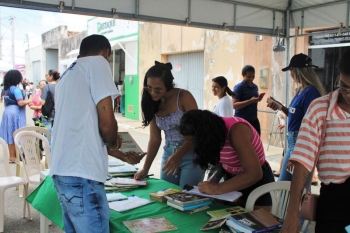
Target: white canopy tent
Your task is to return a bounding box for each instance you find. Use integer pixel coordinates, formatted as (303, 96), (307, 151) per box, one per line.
(0, 0), (348, 104)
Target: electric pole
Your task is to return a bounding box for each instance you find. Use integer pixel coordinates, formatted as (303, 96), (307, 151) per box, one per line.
(11, 16), (15, 69)
(0, 8), (2, 61)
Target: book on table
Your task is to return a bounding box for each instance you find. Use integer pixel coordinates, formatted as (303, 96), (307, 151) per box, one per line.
(207, 206), (248, 218)
(122, 216), (178, 233)
(226, 208), (283, 233)
(167, 200), (212, 211)
(182, 185), (242, 202)
(108, 196), (153, 212)
(149, 188), (181, 202)
(165, 192), (211, 206)
(200, 216), (228, 231)
(118, 131), (145, 155)
(108, 164), (138, 174)
(111, 177), (147, 186)
(184, 205), (210, 214)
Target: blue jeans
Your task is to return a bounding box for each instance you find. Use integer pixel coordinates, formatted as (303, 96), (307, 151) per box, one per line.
(52, 175), (110, 233)
(161, 141), (205, 187)
(41, 117), (53, 145)
(278, 131), (298, 182)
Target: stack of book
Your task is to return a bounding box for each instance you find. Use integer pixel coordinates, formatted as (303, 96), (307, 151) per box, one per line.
(105, 177), (146, 191)
(149, 188), (181, 202)
(225, 208), (283, 233)
(165, 192), (212, 213)
(108, 164), (138, 177)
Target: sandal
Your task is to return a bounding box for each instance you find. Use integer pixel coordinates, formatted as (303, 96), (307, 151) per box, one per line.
(9, 160), (15, 164)
(272, 170), (280, 177)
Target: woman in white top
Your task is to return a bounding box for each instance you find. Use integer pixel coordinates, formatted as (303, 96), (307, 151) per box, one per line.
(212, 76), (234, 116)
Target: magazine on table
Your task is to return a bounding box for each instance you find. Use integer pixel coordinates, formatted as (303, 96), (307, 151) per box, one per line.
(200, 216), (228, 231)
(226, 208), (283, 233)
(123, 216), (178, 233)
(207, 206), (248, 218)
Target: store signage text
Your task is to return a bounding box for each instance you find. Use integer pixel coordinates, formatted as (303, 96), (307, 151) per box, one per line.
(97, 20), (116, 35)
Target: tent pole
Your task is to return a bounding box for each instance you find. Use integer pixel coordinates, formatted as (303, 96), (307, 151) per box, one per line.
(284, 6), (291, 155)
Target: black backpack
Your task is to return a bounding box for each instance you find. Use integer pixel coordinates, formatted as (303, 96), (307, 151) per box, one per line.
(41, 85), (55, 118)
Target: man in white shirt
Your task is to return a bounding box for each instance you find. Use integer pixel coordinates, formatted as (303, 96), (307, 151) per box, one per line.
(50, 34), (141, 233)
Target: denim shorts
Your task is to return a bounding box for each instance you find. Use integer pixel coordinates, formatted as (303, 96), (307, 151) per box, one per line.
(161, 141), (205, 187)
(52, 175), (110, 233)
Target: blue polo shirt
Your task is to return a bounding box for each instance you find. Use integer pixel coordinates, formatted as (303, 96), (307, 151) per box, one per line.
(232, 81), (259, 121)
(288, 86), (321, 132)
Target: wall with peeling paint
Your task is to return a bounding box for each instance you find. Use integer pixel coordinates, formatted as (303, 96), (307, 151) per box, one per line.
(139, 22), (310, 146)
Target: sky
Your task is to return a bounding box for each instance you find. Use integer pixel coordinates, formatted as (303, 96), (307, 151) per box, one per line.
(0, 6), (91, 65)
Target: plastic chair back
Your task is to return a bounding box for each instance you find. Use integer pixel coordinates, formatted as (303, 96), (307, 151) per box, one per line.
(0, 138), (11, 177)
(14, 131), (50, 184)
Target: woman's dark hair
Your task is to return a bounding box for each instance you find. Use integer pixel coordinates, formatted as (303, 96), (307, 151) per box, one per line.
(212, 76), (235, 97)
(339, 48), (350, 76)
(3, 70), (23, 90)
(179, 110), (227, 170)
(141, 61), (175, 127)
(48, 69), (60, 81)
(241, 65), (255, 76)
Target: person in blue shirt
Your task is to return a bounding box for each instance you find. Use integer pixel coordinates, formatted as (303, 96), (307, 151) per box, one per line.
(267, 53), (326, 182)
(232, 65), (264, 135)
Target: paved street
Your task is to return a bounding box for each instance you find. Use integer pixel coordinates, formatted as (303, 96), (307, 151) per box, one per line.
(0, 103), (316, 232)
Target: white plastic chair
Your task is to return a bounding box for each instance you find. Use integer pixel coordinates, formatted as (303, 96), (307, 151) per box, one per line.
(14, 131), (51, 219)
(0, 138), (30, 233)
(245, 181), (309, 233)
(13, 126), (50, 197)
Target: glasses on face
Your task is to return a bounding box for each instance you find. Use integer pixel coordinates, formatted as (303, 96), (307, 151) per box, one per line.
(144, 86), (162, 95)
(337, 78), (350, 96)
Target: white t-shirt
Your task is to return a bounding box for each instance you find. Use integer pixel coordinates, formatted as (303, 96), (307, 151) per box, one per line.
(213, 95), (233, 117)
(50, 56), (119, 183)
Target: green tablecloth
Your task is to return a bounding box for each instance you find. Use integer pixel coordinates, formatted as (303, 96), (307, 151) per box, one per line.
(27, 177), (231, 232)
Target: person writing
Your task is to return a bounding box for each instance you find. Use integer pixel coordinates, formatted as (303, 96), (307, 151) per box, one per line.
(179, 110), (275, 208)
(232, 65), (264, 135)
(134, 61), (205, 187)
(50, 34), (142, 233)
(212, 76), (234, 117)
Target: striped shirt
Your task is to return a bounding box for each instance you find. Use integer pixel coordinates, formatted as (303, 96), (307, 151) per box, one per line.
(220, 117), (265, 174)
(290, 89), (350, 184)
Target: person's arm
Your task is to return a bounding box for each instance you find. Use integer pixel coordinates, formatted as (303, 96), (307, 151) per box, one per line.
(198, 123), (263, 194)
(97, 96), (118, 148)
(280, 162), (309, 233)
(162, 90), (198, 176)
(13, 87), (33, 107)
(134, 118), (162, 179)
(40, 86), (48, 105)
(267, 97), (289, 116)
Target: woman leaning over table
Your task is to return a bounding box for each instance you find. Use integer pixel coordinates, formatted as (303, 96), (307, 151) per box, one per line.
(0, 70), (33, 163)
(179, 110), (275, 208)
(212, 76), (234, 117)
(134, 61), (205, 187)
(281, 48), (350, 233)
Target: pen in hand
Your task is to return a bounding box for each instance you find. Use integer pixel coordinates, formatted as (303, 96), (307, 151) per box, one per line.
(207, 170), (217, 182)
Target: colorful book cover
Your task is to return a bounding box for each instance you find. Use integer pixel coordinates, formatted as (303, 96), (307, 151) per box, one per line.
(200, 216), (228, 231)
(123, 216), (178, 233)
(184, 205), (210, 214)
(165, 192), (211, 206)
(167, 200), (212, 211)
(149, 188), (181, 202)
(226, 208), (283, 233)
(207, 206), (248, 218)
